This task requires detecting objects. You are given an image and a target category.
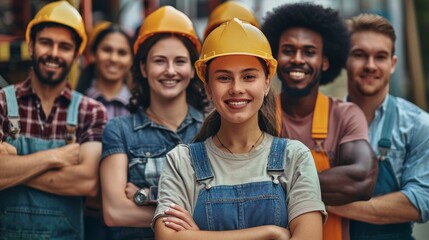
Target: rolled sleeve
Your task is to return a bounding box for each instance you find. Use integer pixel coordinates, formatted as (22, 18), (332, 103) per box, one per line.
(400, 115), (429, 223)
(101, 117), (127, 160)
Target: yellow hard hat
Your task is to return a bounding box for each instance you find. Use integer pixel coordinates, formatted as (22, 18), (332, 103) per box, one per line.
(88, 21), (112, 51)
(25, 1), (87, 54)
(195, 18), (277, 83)
(203, 1), (259, 40)
(133, 6), (201, 54)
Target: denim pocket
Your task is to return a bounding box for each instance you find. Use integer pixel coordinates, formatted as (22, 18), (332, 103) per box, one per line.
(195, 182), (287, 230)
(128, 145), (167, 187)
(0, 206), (78, 239)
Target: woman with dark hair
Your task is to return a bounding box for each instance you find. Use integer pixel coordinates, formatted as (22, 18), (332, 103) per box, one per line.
(100, 6), (206, 240)
(76, 22), (133, 120)
(76, 22), (134, 240)
(153, 18), (325, 240)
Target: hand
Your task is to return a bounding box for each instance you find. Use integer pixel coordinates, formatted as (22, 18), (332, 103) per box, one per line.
(50, 143), (80, 168)
(0, 142), (17, 155)
(125, 182), (140, 200)
(163, 203), (200, 231)
(270, 225), (291, 240)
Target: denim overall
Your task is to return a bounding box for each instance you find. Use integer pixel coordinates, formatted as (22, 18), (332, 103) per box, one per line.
(188, 137), (288, 230)
(350, 96), (413, 240)
(0, 85), (84, 240)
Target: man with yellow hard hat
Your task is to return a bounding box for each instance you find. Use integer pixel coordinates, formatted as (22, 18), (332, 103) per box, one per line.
(0, 1), (107, 239)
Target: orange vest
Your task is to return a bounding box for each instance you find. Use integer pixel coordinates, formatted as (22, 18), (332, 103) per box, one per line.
(276, 92), (342, 240)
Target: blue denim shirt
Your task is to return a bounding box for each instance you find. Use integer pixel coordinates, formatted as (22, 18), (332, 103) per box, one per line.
(102, 104), (203, 188)
(368, 95), (429, 223)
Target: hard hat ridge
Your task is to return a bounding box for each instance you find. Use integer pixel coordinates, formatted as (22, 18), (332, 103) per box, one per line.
(196, 18), (277, 83)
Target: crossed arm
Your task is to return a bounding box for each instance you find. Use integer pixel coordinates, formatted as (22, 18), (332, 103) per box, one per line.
(327, 192), (420, 224)
(154, 204), (322, 240)
(100, 153), (156, 228)
(0, 141), (101, 197)
(318, 139), (378, 206)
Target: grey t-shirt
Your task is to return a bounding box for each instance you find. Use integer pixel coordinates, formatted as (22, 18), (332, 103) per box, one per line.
(154, 134), (326, 226)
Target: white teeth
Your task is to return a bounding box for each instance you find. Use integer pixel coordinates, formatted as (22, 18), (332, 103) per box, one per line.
(161, 80), (177, 84)
(290, 71), (305, 79)
(107, 66), (119, 72)
(228, 101), (247, 106)
(160, 80), (178, 87)
(45, 62), (59, 68)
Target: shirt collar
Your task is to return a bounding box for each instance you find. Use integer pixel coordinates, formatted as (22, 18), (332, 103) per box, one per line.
(86, 81), (131, 105)
(16, 77), (72, 102)
(132, 104), (203, 131)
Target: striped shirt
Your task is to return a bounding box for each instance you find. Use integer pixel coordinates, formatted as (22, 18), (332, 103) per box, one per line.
(0, 78), (107, 143)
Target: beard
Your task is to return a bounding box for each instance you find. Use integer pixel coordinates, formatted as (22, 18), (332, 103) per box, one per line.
(353, 78), (388, 97)
(32, 54), (72, 86)
(278, 64), (323, 98)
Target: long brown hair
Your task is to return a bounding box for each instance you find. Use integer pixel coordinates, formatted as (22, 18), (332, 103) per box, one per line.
(194, 57), (278, 142)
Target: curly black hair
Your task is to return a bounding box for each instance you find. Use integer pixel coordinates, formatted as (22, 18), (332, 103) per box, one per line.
(262, 2), (349, 85)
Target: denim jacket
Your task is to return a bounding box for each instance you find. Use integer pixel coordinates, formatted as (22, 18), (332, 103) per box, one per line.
(102, 104), (203, 188)
(101, 105), (203, 239)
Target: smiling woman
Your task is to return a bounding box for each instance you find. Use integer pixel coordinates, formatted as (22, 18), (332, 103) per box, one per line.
(76, 23), (133, 120)
(153, 18), (326, 240)
(99, 6), (208, 240)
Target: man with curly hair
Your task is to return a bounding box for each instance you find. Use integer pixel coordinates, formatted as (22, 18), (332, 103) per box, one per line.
(262, 3), (377, 240)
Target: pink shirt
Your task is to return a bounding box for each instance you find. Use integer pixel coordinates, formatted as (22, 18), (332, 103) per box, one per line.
(279, 96), (368, 166)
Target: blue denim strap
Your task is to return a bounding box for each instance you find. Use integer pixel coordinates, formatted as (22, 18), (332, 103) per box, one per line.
(67, 91), (83, 126)
(188, 142), (214, 181)
(267, 137), (287, 185)
(378, 95), (398, 159)
(267, 137), (287, 171)
(3, 85), (18, 118)
(3, 85), (20, 137)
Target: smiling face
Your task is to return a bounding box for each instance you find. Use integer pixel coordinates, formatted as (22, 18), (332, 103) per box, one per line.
(29, 26), (78, 86)
(206, 55), (270, 125)
(347, 31), (397, 98)
(140, 36), (194, 102)
(94, 32), (132, 83)
(277, 27), (329, 97)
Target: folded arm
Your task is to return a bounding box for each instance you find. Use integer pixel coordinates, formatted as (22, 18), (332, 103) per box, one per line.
(100, 153), (155, 228)
(328, 192), (420, 224)
(25, 142), (100, 197)
(158, 204), (322, 240)
(319, 140), (377, 205)
(0, 142), (80, 190)
(155, 217), (290, 240)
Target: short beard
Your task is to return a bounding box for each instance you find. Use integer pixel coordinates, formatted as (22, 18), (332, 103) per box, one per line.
(354, 82), (385, 97)
(32, 55), (71, 86)
(279, 70), (322, 98)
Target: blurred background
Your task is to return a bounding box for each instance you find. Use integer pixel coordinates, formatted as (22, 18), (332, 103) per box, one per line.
(0, 0), (428, 238)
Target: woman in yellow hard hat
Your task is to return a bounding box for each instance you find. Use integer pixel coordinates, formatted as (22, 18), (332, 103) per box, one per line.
(75, 22), (133, 240)
(76, 22), (133, 120)
(99, 5), (208, 240)
(153, 18), (325, 240)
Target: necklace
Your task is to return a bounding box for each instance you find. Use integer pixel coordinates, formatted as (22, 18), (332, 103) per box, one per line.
(216, 131), (264, 154)
(146, 107), (181, 130)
